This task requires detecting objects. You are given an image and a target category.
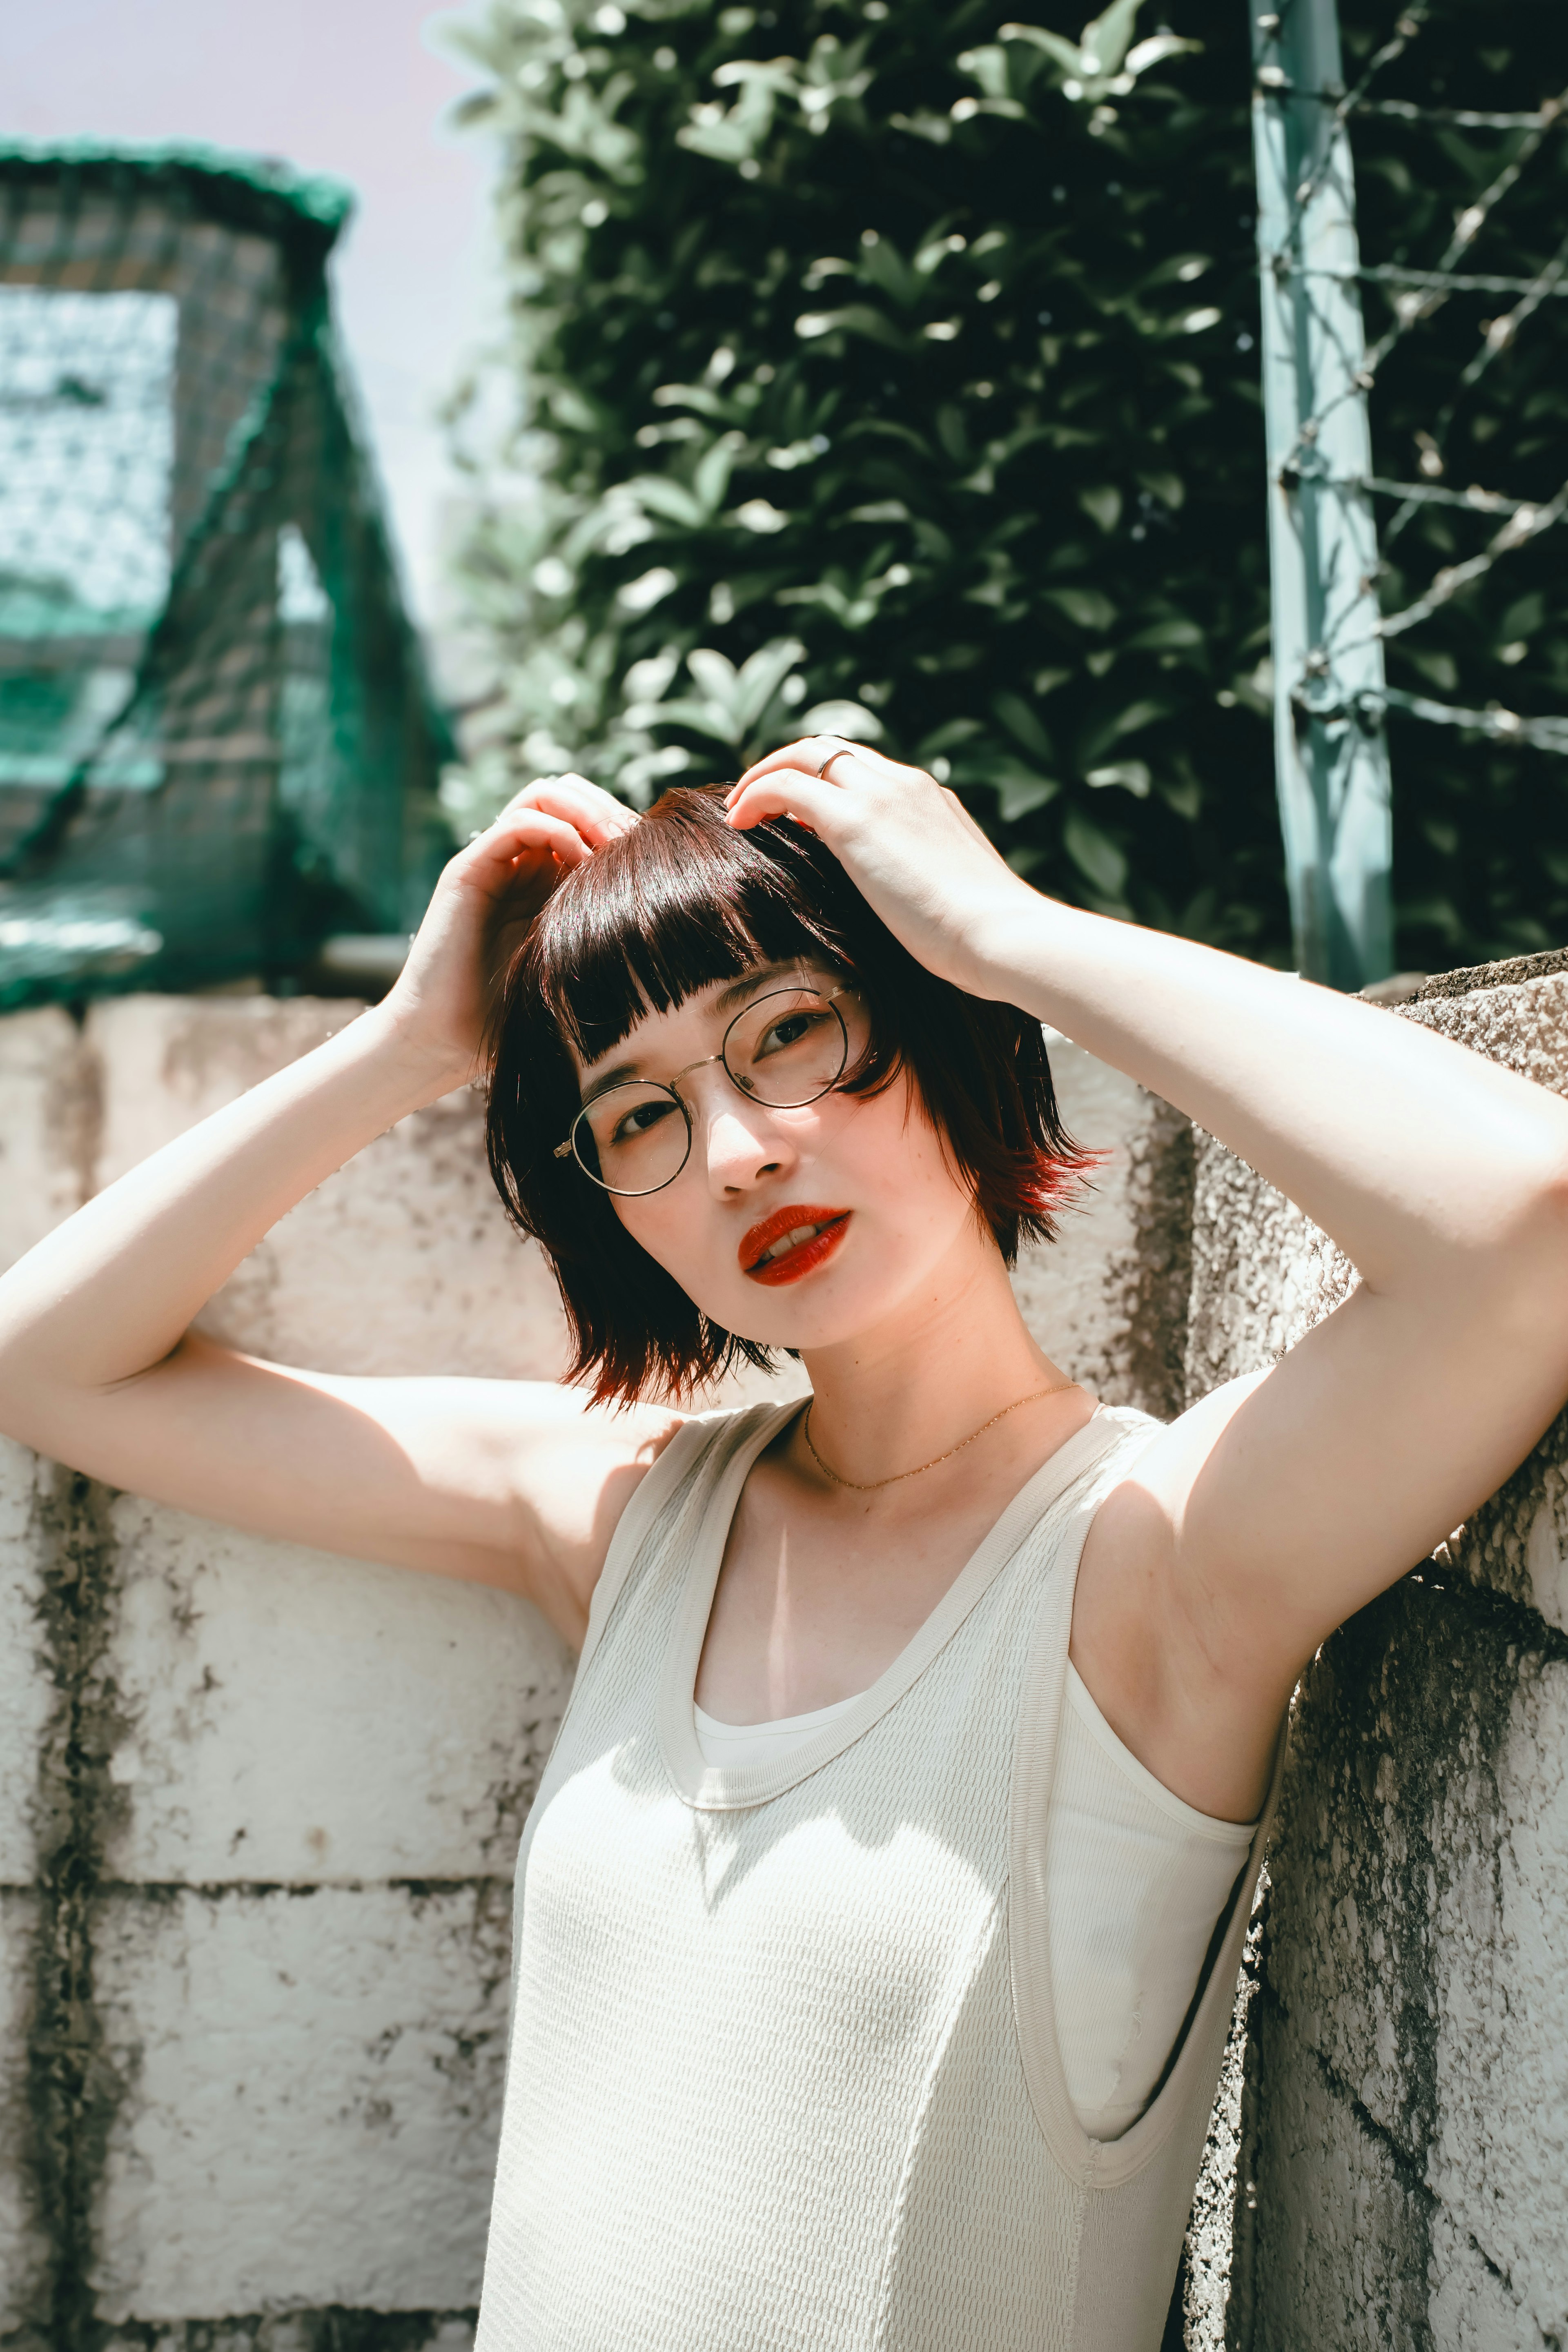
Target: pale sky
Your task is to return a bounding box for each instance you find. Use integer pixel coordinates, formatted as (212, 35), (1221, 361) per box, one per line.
(5, 0), (498, 637)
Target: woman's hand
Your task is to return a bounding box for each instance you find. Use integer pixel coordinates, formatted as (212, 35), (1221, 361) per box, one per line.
(726, 738), (1037, 996)
(384, 775), (638, 1089)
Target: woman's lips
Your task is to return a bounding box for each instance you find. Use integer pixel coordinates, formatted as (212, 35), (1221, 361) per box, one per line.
(739, 1206), (852, 1286)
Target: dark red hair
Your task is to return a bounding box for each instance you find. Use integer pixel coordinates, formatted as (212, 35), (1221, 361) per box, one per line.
(486, 784), (1095, 1403)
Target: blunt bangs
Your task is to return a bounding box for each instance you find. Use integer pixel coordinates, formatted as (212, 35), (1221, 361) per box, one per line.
(485, 784), (1097, 1406)
(532, 788), (863, 1063)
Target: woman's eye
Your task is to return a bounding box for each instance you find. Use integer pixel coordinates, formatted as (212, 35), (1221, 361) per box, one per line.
(609, 1099), (677, 1146)
(756, 1011), (820, 1057)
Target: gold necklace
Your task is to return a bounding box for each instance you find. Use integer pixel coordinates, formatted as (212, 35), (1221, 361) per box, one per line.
(802, 1380), (1081, 1493)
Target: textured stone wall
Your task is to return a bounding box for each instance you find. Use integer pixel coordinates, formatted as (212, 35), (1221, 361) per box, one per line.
(0, 994), (1176, 2346)
(1183, 958), (1568, 2352)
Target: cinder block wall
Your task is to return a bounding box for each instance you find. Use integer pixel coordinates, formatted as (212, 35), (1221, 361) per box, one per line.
(5, 962), (1564, 2350)
(0, 995), (1179, 2348)
(1183, 956), (1568, 2352)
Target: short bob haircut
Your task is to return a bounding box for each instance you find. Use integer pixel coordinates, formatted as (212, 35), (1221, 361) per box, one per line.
(486, 784), (1094, 1404)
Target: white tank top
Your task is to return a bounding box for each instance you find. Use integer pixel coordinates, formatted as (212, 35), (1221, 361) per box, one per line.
(696, 1659), (1254, 2142)
(479, 1402), (1285, 2352)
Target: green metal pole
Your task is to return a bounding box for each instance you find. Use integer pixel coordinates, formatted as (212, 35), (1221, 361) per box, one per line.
(1250, 0), (1393, 988)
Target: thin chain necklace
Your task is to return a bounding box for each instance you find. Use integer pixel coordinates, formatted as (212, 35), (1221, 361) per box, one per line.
(802, 1380), (1081, 1493)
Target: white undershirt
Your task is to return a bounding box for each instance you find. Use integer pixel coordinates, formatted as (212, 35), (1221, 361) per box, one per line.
(694, 1661), (1255, 2141)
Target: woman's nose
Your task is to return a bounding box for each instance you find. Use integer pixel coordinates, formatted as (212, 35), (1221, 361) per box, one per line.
(686, 1072), (794, 1196)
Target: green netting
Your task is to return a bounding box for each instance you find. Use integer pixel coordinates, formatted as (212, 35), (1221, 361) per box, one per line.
(0, 139), (453, 1009)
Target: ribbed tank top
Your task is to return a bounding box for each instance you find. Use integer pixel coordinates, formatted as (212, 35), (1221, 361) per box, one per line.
(477, 1401), (1283, 2352)
(695, 1660), (1257, 2143)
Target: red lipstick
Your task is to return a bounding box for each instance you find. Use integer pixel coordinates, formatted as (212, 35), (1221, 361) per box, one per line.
(739, 1204), (852, 1287)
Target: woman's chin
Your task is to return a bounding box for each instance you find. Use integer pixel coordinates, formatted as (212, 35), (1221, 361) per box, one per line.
(703, 1274), (897, 1358)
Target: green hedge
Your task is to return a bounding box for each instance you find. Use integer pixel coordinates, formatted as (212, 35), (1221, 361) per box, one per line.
(443, 0), (1568, 972)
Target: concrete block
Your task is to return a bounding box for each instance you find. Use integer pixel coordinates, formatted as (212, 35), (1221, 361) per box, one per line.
(89, 1884), (511, 2323)
(102, 1493), (574, 1886)
(86, 994), (567, 1381)
(1240, 1545), (1568, 2348)
(0, 1005), (91, 1275)
(0, 1888), (49, 2341)
(1258, 1577), (1527, 2164)
(1402, 968), (1568, 1089)
(94, 2325), (476, 2352)
(1427, 1656), (1568, 2343)
(98, 2324), (475, 2352)
(1428, 2209), (1556, 2352)
(1448, 1412), (1568, 1630)
(1238, 1988), (1432, 2352)
(87, 995), (361, 1187)
(0, 1440), (51, 1887)
(1015, 1039), (1193, 1419)
(1183, 1131), (1349, 1400)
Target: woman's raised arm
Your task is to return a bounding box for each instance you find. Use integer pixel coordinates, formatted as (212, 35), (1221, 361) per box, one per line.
(728, 739), (1568, 1815)
(0, 780), (673, 1647)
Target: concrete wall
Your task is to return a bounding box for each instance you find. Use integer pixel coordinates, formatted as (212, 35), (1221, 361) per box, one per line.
(0, 998), (580, 2352)
(1182, 957), (1568, 2352)
(5, 961), (1564, 2350)
(0, 993), (1176, 2347)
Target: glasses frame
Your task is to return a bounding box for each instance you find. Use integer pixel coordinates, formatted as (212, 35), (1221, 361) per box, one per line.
(553, 982), (859, 1198)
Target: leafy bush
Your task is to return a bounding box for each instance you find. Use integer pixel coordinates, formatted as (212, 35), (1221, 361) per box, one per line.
(442, 0), (1568, 971)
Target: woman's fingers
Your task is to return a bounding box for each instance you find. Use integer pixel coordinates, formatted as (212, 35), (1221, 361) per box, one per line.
(462, 805), (595, 886)
(475, 773), (637, 861)
(733, 740), (1007, 868)
(735, 738), (854, 792)
(516, 773), (639, 844)
(735, 736), (913, 792)
(724, 765), (844, 835)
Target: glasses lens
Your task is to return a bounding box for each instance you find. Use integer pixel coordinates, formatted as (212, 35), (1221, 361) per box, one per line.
(572, 1082), (691, 1195)
(723, 986), (864, 1108)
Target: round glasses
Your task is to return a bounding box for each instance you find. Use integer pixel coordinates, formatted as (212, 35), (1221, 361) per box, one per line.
(555, 983), (867, 1197)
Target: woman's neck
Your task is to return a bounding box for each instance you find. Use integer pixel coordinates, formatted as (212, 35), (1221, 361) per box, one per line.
(696, 1225), (1094, 1725)
(794, 1223), (1075, 1490)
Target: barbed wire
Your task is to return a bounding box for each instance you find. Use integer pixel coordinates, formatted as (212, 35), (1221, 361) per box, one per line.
(1356, 478), (1568, 647)
(1359, 477), (1524, 517)
(1352, 686), (1568, 756)
(1349, 263), (1568, 298)
(1262, 9), (1568, 757)
(1271, 70), (1566, 479)
(1355, 100), (1554, 129)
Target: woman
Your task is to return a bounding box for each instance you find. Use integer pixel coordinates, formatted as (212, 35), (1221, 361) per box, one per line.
(1, 743), (1565, 2350)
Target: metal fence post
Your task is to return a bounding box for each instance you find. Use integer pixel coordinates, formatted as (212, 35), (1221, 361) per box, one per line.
(1250, 0), (1393, 989)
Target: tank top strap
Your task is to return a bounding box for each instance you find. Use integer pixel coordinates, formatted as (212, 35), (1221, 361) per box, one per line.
(575, 1399), (802, 1686)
